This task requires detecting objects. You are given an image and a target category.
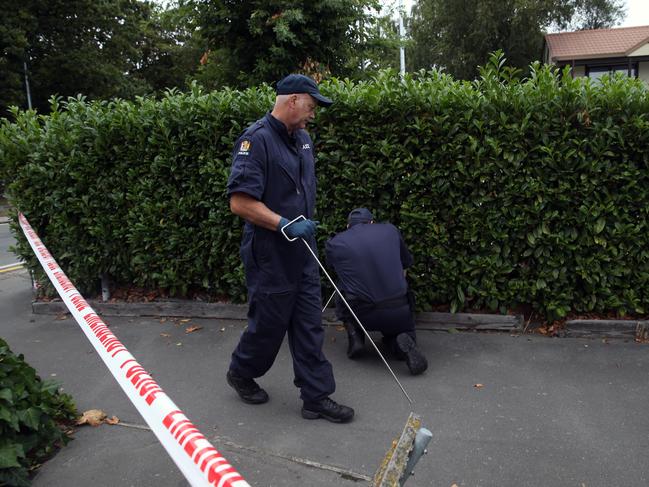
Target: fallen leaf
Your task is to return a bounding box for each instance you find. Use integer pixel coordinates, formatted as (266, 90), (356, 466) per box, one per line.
(176, 342), (182, 346)
(335, 325), (345, 332)
(474, 384), (484, 389)
(219, 327), (226, 332)
(76, 409), (107, 426)
(452, 484), (459, 487)
(160, 333), (171, 338)
(159, 318), (167, 323)
(180, 319), (191, 323)
(185, 325), (203, 334)
(56, 313), (70, 321)
(105, 416), (120, 425)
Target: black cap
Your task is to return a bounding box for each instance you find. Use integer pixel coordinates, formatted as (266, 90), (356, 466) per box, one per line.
(276, 74), (333, 107)
(348, 208), (373, 227)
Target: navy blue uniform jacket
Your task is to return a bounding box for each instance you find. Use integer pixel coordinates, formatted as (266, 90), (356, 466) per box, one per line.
(227, 112), (318, 293)
(325, 223), (413, 304)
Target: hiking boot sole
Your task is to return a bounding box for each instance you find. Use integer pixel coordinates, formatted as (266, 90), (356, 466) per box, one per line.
(396, 334), (428, 375)
(301, 408), (354, 423)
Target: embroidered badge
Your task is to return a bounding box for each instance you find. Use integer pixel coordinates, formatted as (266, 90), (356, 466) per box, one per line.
(238, 140), (251, 155)
(302, 143), (311, 150)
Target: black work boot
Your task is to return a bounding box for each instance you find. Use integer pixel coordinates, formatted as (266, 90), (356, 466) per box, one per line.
(395, 333), (428, 375)
(302, 397), (355, 423)
(344, 322), (365, 359)
(226, 369), (269, 404)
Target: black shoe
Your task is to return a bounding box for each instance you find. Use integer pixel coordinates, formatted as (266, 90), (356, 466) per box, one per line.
(344, 322), (365, 359)
(226, 369), (269, 404)
(301, 397), (354, 423)
(395, 333), (428, 375)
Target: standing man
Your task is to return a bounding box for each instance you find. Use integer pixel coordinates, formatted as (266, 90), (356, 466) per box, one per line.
(225, 74), (354, 423)
(325, 208), (428, 375)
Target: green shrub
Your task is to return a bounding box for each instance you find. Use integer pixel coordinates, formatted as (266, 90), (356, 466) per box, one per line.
(0, 338), (77, 486)
(2, 55), (649, 320)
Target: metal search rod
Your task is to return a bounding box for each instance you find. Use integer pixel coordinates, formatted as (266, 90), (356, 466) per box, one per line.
(281, 216), (413, 405)
(322, 290), (336, 312)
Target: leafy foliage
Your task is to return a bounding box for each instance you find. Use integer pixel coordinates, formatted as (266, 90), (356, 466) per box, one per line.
(0, 338), (76, 486)
(2, 55), (649, 320)
(188, 0), (385, 88)
(408, 0), (625, 80)
(0, 0), (205, 115)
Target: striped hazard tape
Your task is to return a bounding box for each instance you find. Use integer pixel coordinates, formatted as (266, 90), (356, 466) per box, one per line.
(18, 213), (249, 487)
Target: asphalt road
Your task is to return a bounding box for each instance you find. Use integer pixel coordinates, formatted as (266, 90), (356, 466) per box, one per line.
(0, 221), (20, 267)
(1, 268), (648, 487)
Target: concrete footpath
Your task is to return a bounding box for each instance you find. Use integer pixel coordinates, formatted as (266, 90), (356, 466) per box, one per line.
(1, 268), (648, 487)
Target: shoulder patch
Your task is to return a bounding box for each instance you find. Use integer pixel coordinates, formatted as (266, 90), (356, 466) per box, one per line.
(238, 139), (251, 156)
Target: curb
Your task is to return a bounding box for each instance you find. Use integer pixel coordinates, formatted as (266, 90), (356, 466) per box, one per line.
(33, 299), (649, 338)
(565, 319), (648, 339)
(32, 299), (523, 332)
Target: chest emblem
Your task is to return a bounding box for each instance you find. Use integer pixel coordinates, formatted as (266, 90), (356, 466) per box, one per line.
(240, 140), (251, 153)
(302, 143), (310, 150)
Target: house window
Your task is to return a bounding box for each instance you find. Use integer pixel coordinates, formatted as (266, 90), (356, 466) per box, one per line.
(586, 64), (637, 81)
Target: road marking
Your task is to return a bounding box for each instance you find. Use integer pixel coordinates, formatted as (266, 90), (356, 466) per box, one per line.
(0, 262), (24, 273)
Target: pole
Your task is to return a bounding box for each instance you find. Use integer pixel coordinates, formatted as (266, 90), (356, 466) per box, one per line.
(399, 0), (406, 76)
(23, 61), (33, 110)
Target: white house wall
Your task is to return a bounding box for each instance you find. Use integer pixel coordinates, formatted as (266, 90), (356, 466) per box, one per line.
(629, 43), (649, 56)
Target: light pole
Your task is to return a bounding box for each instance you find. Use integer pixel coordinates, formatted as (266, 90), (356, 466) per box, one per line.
(23, 60), (33, 110)
(398, 0), (406, 76)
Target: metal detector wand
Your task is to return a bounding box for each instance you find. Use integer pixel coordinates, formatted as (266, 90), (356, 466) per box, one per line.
(281, 215), (413, 405)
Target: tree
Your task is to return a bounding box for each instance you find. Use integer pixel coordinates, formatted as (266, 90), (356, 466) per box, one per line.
(187, 0), (384, 89)
(0, 0), (174, 114)
(0, 3), (36, 113)
(569, 0), (626, 30)
(408, 0), (625, 80)
(134, 1), (205, 92)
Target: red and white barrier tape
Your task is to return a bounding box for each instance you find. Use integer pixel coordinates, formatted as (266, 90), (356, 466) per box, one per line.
(19, 213), (249, 487)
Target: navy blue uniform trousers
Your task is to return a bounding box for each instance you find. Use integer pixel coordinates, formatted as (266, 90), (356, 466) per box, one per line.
(230, 268), (335, 403)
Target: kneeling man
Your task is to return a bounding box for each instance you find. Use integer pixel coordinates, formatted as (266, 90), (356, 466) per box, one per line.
(325, 208), (427, 375)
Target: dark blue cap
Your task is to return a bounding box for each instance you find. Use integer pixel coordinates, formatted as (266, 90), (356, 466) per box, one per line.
(348, 208), (373, 226)
(276, 74), (333, 107)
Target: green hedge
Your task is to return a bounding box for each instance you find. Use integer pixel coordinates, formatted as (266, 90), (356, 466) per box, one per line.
(2, 56), (649, 320)
(0, 338), (76, 486)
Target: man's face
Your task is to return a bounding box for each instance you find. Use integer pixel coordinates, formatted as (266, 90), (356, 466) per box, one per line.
(291, 94), (317, 131)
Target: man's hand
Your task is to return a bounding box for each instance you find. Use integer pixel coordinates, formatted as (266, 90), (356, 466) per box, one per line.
(278, 217), (319, 240)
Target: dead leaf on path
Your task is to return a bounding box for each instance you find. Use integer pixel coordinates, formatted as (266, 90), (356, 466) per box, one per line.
(159, 317), (167, 323)
(105, 416), (120, 425)
(180, 318), (191, 323)
(335, 325), (345, 332)
(451, 484), (459, 487)
(219, 327), (225, 332)
(56, 313), (70, 321)
(76, 409), (107, 426)
(160, 333), (171, 338)
(474, 383), (484, 389)
(185, 325), (203, 334)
